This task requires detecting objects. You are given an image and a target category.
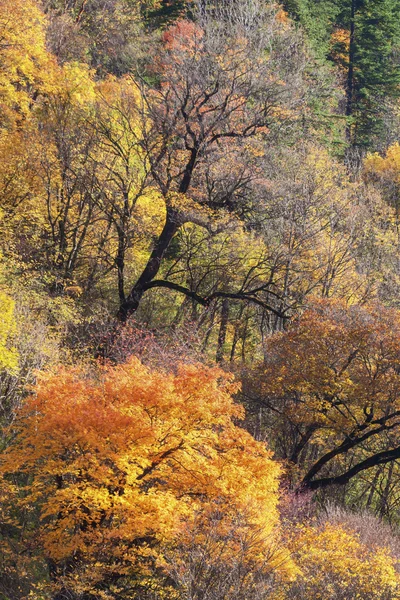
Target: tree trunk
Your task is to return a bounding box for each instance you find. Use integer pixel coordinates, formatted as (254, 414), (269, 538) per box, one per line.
(345, 0), (356, 142)
(216, 299), (229, 363)
(117, 208), (180, 321)
(116, 228), (126, 304)
(117, 147), (197, 321)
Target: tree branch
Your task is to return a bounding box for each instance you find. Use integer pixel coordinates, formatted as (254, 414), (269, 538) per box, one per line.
(144, 279), (289, 319)
(302, 445), (400, 491)
(136, 441), (184, 482)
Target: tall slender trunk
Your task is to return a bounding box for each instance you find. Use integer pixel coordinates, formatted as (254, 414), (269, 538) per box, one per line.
(365, 466), (381, 510)
(345, 0), (356, 143)
(230, 304), (244, 362)
(216, 299), (229, 363)
(378, 461), (394, 519)
(116, 228), (126, 304)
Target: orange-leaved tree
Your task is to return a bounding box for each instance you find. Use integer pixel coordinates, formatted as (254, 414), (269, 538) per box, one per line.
(0, 358), (291, 598)
(247, 298), (400, 491)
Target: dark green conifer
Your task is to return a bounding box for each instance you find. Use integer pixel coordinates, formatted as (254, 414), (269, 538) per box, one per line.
(283, 0), (400, 148)
(339, 0), (400, 146)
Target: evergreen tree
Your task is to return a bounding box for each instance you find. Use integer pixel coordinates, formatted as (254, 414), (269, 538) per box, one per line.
(283, 0), (400, 149)
(338, 0), (400, 147)
(282, 0), (340, 57)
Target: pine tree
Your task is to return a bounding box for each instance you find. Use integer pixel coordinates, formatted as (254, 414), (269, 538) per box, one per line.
(283, 0), (400, 149)
(337, 0), (400, 147)
(282, 0), (340, 57)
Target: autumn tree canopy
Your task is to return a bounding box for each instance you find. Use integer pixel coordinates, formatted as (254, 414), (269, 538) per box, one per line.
(2, 0), (400, 597)
(0, 358), (289, 598)
(247, 299), (400, 490)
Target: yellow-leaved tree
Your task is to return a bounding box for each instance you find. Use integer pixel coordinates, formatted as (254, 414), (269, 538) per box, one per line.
(278, 522), (400, 600)
(0, 291), (18, 373)
(0, 0), (52, 127)
(0, 249), (18, 374)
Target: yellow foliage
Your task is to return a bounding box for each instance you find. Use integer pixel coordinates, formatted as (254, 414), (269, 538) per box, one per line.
(261, 145), (371, 304)
(0, 290), (18, 373)
(364, 142), (400, 182)
(42, 61), (96, 108)
(0, 0), (52, 126)
(279, 522), (400, 599)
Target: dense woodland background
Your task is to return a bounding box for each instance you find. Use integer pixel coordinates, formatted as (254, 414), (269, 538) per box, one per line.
(2, 0), (400, 598)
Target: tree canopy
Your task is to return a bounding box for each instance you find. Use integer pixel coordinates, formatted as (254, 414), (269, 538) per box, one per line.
(1, 0), (400, 598)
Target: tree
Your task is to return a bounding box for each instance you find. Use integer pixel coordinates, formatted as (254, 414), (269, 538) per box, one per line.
(0, 290), (18, 373)
(281, 521), (400, 599)
(364, 141), (400, 206)
(284, 0), (400, 148)
(0, 358), (289, 598)
(35, 62), (101, 289)
(336, 0), (400, 147)
(90, 75), (158, 306)
(246, 298), (400, 491)
(128, 142), (379, 363)
(255, 144), (372, 308)
(43, 0), (153, 75)
(114, 1), (310, 321)
(163, 505), (293, 600)
(282, 0), (341, 57)
(0, 59), (109, 296)
(0, 0), (51, 128)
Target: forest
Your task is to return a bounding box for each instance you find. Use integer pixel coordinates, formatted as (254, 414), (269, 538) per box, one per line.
(1, 0), (400, 598)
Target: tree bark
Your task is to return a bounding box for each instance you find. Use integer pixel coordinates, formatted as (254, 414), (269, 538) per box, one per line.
(117, 208), (181, 321)
(301, 445), (400, 491)
(216, 299), (229, 363)
(345, 0), (356, 142)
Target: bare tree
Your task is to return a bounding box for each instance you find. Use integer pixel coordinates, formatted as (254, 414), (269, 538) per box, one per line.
(115, 0), (309, 321)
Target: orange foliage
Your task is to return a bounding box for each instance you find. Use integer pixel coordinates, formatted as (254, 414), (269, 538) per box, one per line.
(253, 298), (400, 489)
(162, 20), (203, 52)
(1, 358), (287, 596)
(261, 298), (400, 432)
(329, 27), (350, 73)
